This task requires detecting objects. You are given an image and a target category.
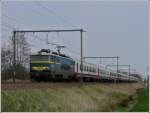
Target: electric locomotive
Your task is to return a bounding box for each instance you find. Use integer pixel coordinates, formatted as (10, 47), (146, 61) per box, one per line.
(30, 49), (75, 81)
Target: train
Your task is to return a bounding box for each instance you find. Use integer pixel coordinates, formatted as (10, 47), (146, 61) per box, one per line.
(30, 49), (140, 82)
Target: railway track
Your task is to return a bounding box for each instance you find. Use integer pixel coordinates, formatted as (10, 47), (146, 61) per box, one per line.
(1, 81), (138, 91)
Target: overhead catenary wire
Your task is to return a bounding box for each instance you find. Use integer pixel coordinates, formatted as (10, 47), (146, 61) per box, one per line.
(2, 12), (81, 57)
(21, 3), (70, 29)
(2, 23), (58, 46)
(2, 23), (16, 30)
(2, 28), (13, 34)
(2, 14), (36, 29)
(3, 14), (79, 50)
(36, 2), (77, 28)
(2, 35), (12, 43)
(11, 3), (81, 55)
(2, 24), (45, 46)
(3, 22), (81, 58)
(50, 32), (81, 51)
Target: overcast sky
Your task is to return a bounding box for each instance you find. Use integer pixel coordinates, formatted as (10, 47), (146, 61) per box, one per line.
(2, 0), (148, 78)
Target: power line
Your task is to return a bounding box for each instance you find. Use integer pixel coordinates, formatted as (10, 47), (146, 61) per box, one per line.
(2, 22), (81, 57)
(36, 2), (76, 28)
(2, 28), (13, 34)
(21, 3), (57, 28)
(2, 25), (78, 61)
(25, 33), (63, 50)
(65, 47), (80, 56)
(2, 35), (12, 43)
(49, 32), (80, 51)
(21, 3), (46, 18)
(3, 2), (86, 58)
(2, 23), (47, 48)
(2, 23), (16, 30)
(22, 31), (81, 57)
(2, 14), (36, 28)
(3, 8), (81, 55)
(2, 23), (57, 46)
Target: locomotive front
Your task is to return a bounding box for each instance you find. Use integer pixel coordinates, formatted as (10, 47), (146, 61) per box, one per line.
(30, 55), (52, 81)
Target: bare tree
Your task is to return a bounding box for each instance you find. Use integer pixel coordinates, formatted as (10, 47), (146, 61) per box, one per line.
(15, 32), (30, 68)
(2, 33), (30, 81)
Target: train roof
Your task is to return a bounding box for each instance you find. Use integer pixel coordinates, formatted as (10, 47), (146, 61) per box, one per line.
(30, 50), (141, 78)
(30, 51), (74, 61)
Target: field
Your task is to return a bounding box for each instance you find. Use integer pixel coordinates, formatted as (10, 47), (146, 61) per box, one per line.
(130, 88), (149, 112)
(1, 82), (147, 112)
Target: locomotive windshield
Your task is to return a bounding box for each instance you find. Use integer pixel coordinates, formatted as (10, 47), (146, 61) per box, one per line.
(30, 55), (49, 61)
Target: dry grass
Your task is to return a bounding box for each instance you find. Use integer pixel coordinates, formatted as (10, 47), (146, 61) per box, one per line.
(1, 83), (143, 112)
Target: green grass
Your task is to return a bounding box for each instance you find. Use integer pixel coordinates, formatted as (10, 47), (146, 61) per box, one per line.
(1, 83), (146, 112)
(130, 88), (149, 112)
(115, 105), (128, 112)
(115, 88), (149, 112)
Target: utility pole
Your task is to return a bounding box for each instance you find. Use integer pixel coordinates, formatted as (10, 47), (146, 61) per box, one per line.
(80, 29), (83, 82)
(147, 65), (149, 89)
(129, 64), (131, 80)
(116, 56), (119, 82)
(13, 31), (16, 83)
(13, 29), (86, 82)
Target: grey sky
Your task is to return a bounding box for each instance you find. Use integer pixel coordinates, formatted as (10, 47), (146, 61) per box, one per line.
(2, 1), (148, 78)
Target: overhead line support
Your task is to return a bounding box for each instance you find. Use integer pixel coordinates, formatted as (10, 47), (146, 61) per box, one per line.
(13, 29), (86, 83)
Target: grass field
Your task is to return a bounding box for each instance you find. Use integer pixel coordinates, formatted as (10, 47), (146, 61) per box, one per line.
(1, 83), (146, 112)
(129, 88), (149, 112)
(115, 87), (149, 112)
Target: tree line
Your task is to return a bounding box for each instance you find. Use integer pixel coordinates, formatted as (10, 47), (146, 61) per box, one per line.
(2, 33), (30, 81)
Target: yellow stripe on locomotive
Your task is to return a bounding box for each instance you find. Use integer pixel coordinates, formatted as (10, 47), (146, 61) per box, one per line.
(32, 66), (49, 71)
